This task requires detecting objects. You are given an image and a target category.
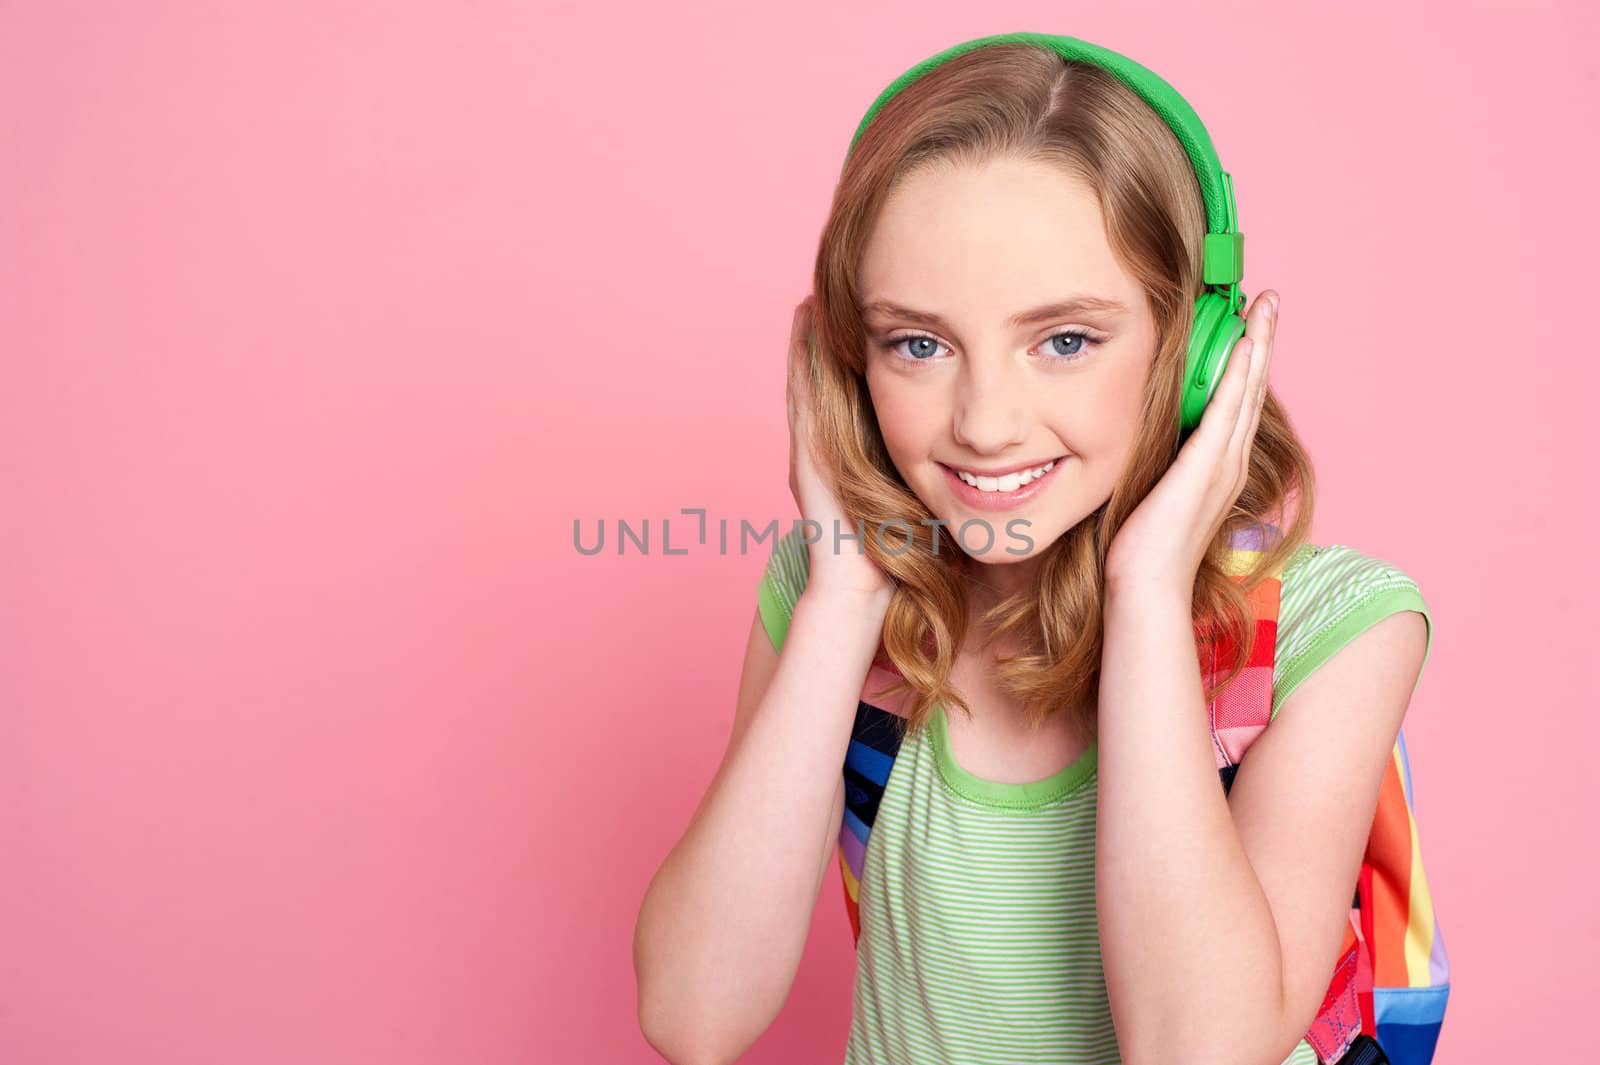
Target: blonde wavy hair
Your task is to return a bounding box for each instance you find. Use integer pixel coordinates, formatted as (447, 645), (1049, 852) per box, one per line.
(806, 43), (1316, 747)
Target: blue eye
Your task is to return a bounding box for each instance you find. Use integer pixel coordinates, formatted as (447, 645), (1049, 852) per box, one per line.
(876, 328), (1103, 364)
(881, 334), (947, 361)
(1044, 330), (1095, 360)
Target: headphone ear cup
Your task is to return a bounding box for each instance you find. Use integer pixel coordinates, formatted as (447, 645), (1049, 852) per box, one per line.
(1180, 292), (1247, 433)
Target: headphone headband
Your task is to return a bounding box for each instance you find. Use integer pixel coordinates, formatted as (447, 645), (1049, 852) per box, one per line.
(841, 32), (1243, 306)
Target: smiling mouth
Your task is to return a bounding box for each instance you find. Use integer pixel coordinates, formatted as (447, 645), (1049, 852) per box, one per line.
(943, 458), (1062, 493)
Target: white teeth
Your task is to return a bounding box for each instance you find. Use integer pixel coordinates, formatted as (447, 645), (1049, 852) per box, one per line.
(954, 460), (1056, 491)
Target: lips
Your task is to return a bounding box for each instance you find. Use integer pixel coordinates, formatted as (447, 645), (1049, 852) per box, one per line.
(945, 456), (1064, 479)
(939, 456), (1068, 512)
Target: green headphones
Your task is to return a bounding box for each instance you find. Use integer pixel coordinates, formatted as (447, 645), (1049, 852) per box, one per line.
(841, 31), (1247, 436)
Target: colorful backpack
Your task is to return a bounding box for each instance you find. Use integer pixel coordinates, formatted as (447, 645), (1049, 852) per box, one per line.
(760, 522), (1450, 1064)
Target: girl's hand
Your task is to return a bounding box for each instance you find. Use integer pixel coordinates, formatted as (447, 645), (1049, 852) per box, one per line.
(1103, 290), (1280, 599)
(787, 296), (895, 600)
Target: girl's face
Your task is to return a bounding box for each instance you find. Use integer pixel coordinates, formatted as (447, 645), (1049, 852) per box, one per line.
(859, 156), (1159, 574)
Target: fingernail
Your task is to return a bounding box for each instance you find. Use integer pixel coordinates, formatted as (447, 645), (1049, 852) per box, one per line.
(1266, 294), (1279, 319)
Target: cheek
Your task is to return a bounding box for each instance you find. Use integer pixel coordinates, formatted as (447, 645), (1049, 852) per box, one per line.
(1048, 358), (1151, 455)
(865, 371), (936, 459)
(1106, 365), (1151, 444)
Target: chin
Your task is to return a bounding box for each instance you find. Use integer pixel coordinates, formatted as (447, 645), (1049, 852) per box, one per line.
(915, 505), (1049, 563)
(965, 544), (1045, 566)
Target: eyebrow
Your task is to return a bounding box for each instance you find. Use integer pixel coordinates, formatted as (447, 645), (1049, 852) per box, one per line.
(858, 295), (1130, 330)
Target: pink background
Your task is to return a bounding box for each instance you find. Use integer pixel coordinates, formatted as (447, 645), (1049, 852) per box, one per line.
(2, 2), (1594, 1062)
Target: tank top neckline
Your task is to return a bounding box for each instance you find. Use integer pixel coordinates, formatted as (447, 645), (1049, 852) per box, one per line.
(927, 702), (1098, 809)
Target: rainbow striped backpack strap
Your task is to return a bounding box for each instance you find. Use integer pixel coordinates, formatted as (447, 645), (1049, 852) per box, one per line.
(1208, 524), (1449, 1065)
(835, 660), (915, 945)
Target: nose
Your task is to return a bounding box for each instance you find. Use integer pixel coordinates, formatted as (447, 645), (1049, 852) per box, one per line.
(951, 355), (1028, 455)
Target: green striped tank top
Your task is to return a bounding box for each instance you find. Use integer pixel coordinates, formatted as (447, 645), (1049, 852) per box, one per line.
(756, 530), (1431, 1063)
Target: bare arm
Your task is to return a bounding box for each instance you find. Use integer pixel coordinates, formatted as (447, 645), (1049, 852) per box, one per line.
(633, 584), (892, 1065)
(1096, 583), (1426, 1065)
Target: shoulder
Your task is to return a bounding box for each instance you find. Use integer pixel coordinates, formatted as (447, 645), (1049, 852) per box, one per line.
(755, 526), (812, 651)
(1273, 542), (1434, 720)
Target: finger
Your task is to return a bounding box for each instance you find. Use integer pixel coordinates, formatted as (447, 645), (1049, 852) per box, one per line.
(787, 315), (800, 398)
(1245, 343), (1272, 454)
(793, 298), (815, 356)
(787, 302), (806, 387)
(790, 341), (810, 418)
(1243, 290), (1275, 398)
(789, 302), (805, 367)
(1229, 292), (1277, 458)
(798, 308), (821, 409)
(1243, 289), (1275, 344)
(1236, 292), (1273, 398)
(787, 307), (803, 430)
(789, 300), (820, 436)
(1193, 330), (1255, 454)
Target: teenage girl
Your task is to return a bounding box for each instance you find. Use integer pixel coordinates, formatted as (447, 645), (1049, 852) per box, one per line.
(635, 36), (1433, 1065)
